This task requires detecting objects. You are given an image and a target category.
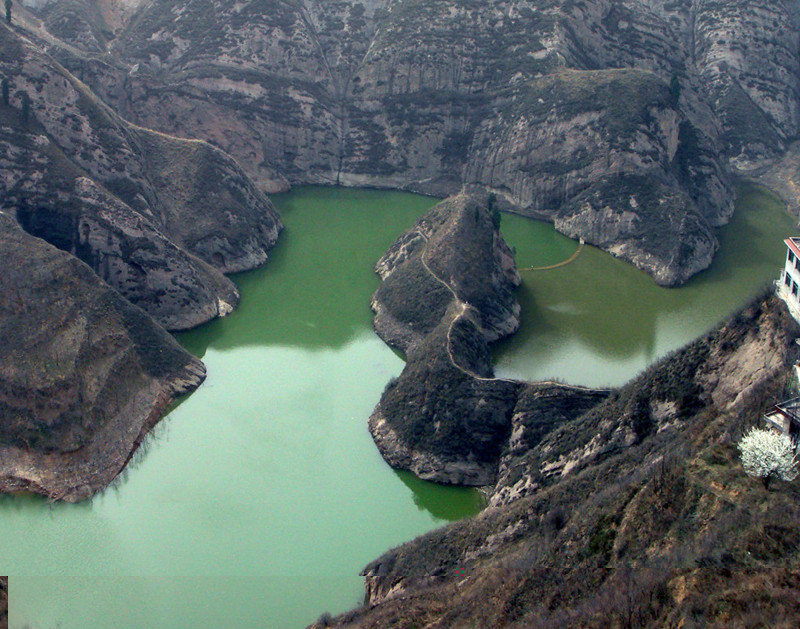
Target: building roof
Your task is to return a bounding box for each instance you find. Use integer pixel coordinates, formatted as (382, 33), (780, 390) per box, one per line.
(770, 396), (800, 425)
(785, 238), (800, 258)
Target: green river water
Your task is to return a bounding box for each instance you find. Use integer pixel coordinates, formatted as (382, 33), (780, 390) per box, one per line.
(4, 184), (797, 628)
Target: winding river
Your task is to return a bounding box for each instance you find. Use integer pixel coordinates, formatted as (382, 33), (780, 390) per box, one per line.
(5, 184), (797, 628)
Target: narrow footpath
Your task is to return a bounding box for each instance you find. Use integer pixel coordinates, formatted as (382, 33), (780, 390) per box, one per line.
(418, 233), (606, 392)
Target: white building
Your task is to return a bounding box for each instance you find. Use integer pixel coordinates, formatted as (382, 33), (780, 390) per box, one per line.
(778, 237), (800, 322)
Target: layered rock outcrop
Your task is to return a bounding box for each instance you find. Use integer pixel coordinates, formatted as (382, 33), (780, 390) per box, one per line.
(21, 0), (800, 285)
(0, 216), (206, 502)
(0, 21), (282, 330)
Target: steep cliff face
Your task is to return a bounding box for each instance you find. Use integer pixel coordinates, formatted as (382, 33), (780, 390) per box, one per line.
(0, 22), (282, 329)
(693, 0), (800, 169)
(25, 0), (798, 285)
(318, 295), (800, 628)
(0, 216), (206, 502)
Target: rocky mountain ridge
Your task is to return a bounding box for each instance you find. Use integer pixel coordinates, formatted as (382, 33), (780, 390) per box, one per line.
(369, 194), (523, 485)
(18, 0), (800, 285)
(0, 18), (281, 499)
(1, 21), (282, 330)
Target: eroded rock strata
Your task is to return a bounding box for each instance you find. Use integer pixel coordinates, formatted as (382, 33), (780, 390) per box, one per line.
(18, 0), (800, 285)
(321, 295), (800, 628)
(0, 22), (282, 331)
(0, 216), (206, 502)
(369, 194), (608, 486)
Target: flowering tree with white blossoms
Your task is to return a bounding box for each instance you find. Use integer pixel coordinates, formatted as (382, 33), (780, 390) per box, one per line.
(738, 428), (798, 489)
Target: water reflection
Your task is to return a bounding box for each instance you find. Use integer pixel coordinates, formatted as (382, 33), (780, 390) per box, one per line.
(396, 471), (486, 521)
(177, 188), (438, 357)
(496, 184), (798, 386)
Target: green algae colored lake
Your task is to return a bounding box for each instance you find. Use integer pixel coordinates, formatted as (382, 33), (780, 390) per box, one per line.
(5, 183), (798, 628)
(496, 184), (798, 386)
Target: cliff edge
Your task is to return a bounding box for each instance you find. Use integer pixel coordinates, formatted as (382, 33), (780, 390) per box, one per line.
(0, 214), (205, 502)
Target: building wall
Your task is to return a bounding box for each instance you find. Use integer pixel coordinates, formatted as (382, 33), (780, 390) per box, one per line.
(778, 246), (800, 323)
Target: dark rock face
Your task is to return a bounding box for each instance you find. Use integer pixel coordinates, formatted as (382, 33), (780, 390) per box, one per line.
(0, 22), (282, 330)
(0, 576), (5, 629)
(30, 0), (800, 285)
(0, 217), (206, 502)
(319, 296), (800, 629)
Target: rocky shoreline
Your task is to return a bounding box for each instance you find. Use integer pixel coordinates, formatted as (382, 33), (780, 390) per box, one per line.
(368, 193), (610, 487)
(318, 294), (800, 628)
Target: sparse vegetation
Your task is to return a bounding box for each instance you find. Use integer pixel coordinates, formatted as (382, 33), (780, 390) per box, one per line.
(338, 294), (800, 627)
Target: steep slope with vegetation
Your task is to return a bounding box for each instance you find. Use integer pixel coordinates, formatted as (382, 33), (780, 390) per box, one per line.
(369, 194), (522, 485)
(0, 20), (282, 330)
(0, 18), (282, 500)
(0, 216), (205, 502)
(318, 294), (800, 628)
(19, 0), (800, 285)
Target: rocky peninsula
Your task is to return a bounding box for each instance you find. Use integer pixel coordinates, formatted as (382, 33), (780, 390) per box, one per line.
(369, 194), (608, 486)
